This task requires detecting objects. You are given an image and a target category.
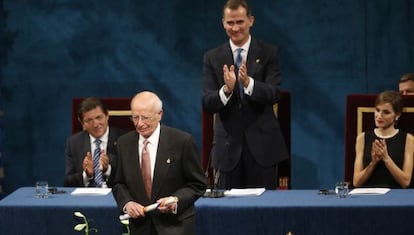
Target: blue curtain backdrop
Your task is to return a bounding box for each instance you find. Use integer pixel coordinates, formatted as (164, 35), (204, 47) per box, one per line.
(0, 0), (413, 195)
(0, 0), (10, 198)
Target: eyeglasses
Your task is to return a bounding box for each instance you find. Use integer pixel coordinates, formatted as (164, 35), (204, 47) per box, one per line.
(83, 114), (106, 125)
(130, 114), (153, 123)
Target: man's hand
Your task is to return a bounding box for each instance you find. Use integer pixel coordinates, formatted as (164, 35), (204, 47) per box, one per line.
(237, 60), (250, 88)
(83, 152), (94, 177)
(99, 149), (109, 172)
(223, 64), (237, 92)
(157, 196), (178, 214)
(124, 201), (146, 218)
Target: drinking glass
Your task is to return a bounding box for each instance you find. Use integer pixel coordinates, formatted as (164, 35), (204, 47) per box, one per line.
(35, 181), (49, 198)
(335, 181), (349, 198)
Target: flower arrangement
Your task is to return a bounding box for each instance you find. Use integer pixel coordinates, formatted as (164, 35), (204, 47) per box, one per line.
(73, 211), (130, 235)
(73, 211), (98, 234)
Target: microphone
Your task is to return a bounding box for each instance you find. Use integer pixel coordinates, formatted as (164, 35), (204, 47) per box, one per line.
(203, 167), (225, 198)
(202, 139), (225, 198)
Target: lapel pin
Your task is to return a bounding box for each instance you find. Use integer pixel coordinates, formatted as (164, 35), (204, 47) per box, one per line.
(256, 59), (260, 63)
(166, 158), (171, 164)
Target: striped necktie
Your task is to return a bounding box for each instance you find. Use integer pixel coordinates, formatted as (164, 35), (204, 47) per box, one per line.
(93, 139), (104, 187)
(235, 48), (244, 99)
(235, 48), (243, 73)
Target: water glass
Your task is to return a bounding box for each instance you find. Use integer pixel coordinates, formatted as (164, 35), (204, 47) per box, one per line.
(335, 181), (349, 198)
(35, 181), (49, 198)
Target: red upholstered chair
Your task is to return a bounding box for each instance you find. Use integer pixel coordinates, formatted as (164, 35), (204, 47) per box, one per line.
(72, 97), (134, 134)
(344, 94), (414, 187)
(202, 91), (291, 189)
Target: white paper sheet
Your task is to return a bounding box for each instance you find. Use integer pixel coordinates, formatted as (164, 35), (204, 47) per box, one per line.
(71, 188), (112, 196)
(349, 188), (390, 195)
(224, 188), (266, 197)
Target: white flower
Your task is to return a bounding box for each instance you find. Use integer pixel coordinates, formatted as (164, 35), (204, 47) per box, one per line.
(74, 211), (85, 218)
(74, 224), (87, 231)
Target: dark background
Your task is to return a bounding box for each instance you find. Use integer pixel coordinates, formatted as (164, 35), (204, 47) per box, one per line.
(1, 0), (413, 196)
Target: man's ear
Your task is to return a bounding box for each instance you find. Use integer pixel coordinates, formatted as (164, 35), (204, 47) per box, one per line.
(78, 118), (86, 130)
(249, 15), (255, 27)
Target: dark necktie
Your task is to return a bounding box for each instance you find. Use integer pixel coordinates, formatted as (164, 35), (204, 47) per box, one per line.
(141, 139), (152, 199)
(235, 48), (244, 99)
(93, 139), (104, 187)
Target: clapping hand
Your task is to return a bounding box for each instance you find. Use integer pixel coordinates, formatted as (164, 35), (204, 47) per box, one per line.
(223, 64), (236, 92)
(237, 60), (249, 88)
(99, 149), (109, 172)
(372, 139), (389, 162)
(83, 152), (94, 177)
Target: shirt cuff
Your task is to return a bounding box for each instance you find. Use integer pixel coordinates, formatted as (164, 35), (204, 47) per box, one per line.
(220, 86), (231, 105)
(104, 164), (111, 177)
(244, 77), (254, 96)
(172, 201), (178, 214)
(82, 171), (93, 187)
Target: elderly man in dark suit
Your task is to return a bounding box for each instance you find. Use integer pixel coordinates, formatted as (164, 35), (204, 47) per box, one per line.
(112, 91), (206, 235)
(64, 97), (125, 187)
(202, 0), (289, 190)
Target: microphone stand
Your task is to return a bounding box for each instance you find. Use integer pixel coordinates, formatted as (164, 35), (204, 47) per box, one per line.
(203, 168), (225, 198)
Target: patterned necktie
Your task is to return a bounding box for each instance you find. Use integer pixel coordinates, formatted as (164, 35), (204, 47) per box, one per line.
(93, 139), (104, 187)
(141, 139), (152, 199)
(235, 48), (244, 99)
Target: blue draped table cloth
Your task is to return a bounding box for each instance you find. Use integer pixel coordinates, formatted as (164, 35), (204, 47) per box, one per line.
(195, 189), (414, 235)
(0, 187), (123, 235)
(2, 188), (414, 235)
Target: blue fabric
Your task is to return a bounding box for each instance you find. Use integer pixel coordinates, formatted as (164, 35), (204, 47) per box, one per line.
(2, 188), (414, 235)
(196, 189), (414, 235)
(0, 187), (123, 235)
(0, 1), (5, 199)
(1, 0), (414, 195)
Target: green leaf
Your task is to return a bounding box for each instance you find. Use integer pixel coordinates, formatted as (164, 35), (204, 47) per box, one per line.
(74, 223), (87, 231)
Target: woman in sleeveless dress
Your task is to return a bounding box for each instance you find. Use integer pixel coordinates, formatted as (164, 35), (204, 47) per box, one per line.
(353, 90), (414, 188)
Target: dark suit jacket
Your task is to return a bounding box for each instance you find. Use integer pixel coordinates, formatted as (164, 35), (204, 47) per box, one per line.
(112, 126), (207, 235)
(64, 127), (125, 187)
(202, 38), (289, 171)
